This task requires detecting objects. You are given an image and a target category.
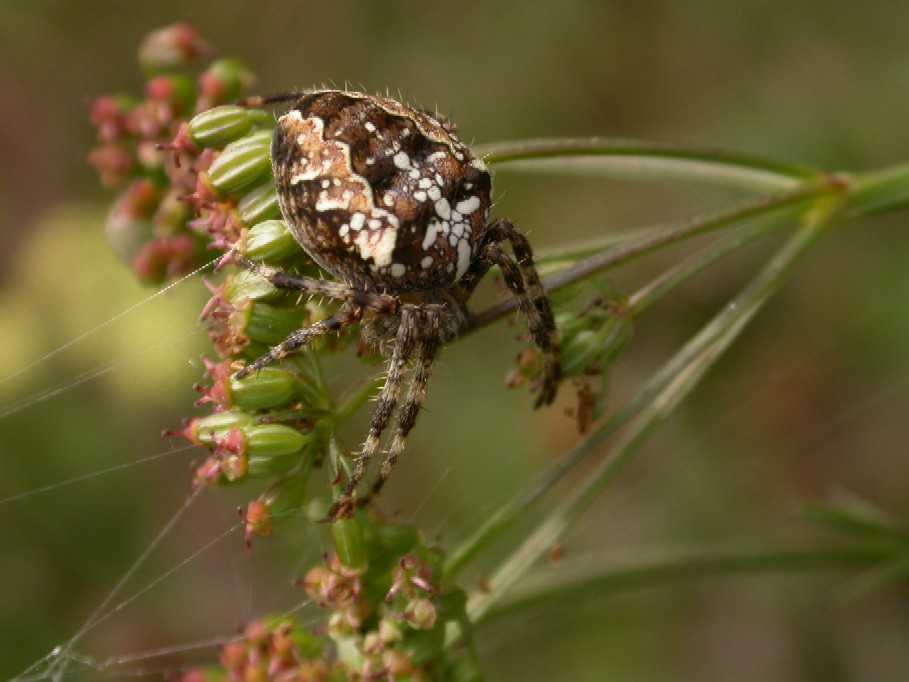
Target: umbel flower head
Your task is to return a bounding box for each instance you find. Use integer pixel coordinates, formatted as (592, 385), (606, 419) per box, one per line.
(90, 24), (484, 681)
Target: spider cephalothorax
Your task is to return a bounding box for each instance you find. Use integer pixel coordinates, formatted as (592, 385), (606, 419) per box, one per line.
(234, 89), (560, 519)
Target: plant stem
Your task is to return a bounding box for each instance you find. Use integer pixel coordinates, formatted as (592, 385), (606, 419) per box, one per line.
(476, 138), (819, 192)
(444, 190), (826, 581)
(846, 162), (909, 217)
(463, 197), (843, 623)
(466, 184), (827, 334)
(483, 543), (899, 620)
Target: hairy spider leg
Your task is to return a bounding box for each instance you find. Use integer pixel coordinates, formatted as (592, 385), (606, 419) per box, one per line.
(368, 305), (444, 500)
(236, 92), (313, 108)
(234, 255), (399, 315)
(455, 219), (561, 405)
(235, 303), (362, 379)
(329, 305), (421, 519)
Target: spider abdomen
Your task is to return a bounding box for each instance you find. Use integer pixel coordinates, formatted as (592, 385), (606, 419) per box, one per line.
(271, 90), (492, 293)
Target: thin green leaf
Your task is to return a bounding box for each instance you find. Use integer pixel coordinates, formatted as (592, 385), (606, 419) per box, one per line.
(478, 138), (819, 192)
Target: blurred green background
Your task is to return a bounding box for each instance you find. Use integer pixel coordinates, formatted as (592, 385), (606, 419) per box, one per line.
(2, 2), (909, 680)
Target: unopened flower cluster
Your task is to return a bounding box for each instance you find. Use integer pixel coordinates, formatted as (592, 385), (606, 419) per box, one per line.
(87, 23), (355, 536)
(178, 516), (480, 682)
(89, 25), (482, 681)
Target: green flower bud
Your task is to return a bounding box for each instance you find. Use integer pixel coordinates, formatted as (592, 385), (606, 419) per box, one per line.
(332, 517), (368, 574)
(228, 366), (296, 410)
(187, 105), (257, 149)
(560, 329), (604, 378)
(244, 423), (308, 459)
(227, 269), (281, 303)
(245, 424), (309, 477)
(404, 598), (438, 630)
(239, 301), (306, 346)
(198, 57), (256, 105)
(554, 310), (592, 342)
(238, 182), (281, 226)
(206, 131), (272, 196)
(242, 219), (300, 262)
(191, 410), (256, 446)
(601, 315), (634, 367)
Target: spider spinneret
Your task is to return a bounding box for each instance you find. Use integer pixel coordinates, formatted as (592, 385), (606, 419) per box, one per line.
(234, 89), (560, 519)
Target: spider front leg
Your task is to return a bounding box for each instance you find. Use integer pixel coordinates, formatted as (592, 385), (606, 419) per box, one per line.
(235, 304), (362, 379)
(232, 255), (400, 378)
(329, 305), (422, 519)
(234, 255), (399, 315)
(457, 219), (561, 405)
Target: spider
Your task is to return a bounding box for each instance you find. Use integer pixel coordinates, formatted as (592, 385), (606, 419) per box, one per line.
(233, 90), (560, 519)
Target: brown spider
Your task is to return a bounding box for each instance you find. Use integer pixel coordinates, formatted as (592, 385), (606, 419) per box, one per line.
(234, 90), (560, 519)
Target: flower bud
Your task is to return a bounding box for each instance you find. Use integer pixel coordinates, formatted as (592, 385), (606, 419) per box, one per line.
(403, 598), (438, 631)
(244, 423), (308, 460)
(225, 270), (281, 303)
(130, 233), (197, 284)
(228, 366), (296, 410)
(237, 182), (281, 226)
(145, 74), (195, 118)
(332, 517), (368, 574)
(138, 22), (214, 73)
(560, 329), (604, 378)
(89, 94), (135, 143)
(88, 143), (136, 188)
(105, 179), (159, 265)
(554, 310), (590, 342)
(236, 301), (306, 347)
(173, 410), (254, 447)
(218, 640), (248, 671)
(153, 188), (194, 235)
(206, 131), (272, 197)
(187, 105), (259, 150)
(242, 501), (273, 543)
(197, 57), (256, 107)
(241, 219), (299, 262)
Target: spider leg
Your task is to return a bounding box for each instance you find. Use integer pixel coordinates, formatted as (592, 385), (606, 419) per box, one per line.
(235, 255), (399, 314)
(235, 304), (362, 379)
(329, 305), (420, 519)
(457, 219), (561, 405)
(235, 92), (312, 108)
(366, 305), (444, 503)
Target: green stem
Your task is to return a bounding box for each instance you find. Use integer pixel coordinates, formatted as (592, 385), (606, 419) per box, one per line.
(846, 162), (909, 217)
(464, 197), (842, 622)
(466, 184), (827, 333)
(483, 544), (899, 620)
(444, 189), (825, 582)
(477, 138), (819, 192)
(627, 208), (785, 314)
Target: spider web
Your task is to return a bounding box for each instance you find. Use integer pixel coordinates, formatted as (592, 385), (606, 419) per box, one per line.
(3, 232), (909, 681)
(0, 265), (487, 681)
